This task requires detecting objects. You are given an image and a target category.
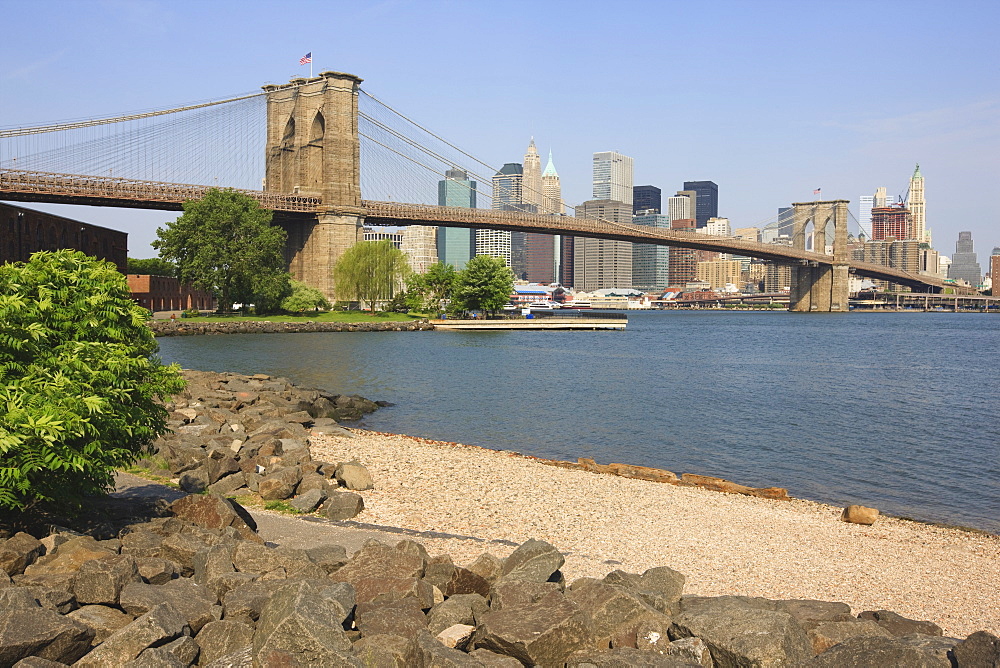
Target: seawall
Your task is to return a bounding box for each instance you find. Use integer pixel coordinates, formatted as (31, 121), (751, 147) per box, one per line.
(150, 319), (434, 336)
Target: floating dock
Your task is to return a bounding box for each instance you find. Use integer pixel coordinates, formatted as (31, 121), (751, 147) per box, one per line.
(430, 318), (626, 331)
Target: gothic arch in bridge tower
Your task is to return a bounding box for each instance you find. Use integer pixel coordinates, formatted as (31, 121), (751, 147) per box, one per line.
(262, 72), (365, 300)
(789, 200), (850, 312)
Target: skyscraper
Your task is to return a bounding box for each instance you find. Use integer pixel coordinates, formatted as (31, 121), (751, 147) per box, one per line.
(632, 212), (670, 291)
(541, 151), (564, 215)
(874, 186), (890, 208)
(437, 168), (477, 270)
(991, 248), (1000, 287)
(478, 163), (525, 265)
(522, 139), (543, 210)
(948, 231), (983, 287)
(633, 185), (661, 214)
(858, 194), (874, 239)
(682, 181), (719, 228)
(871, 207), (913, 241)
(574, 200), (633, 290)
(668, 218), (698, 286)
(541, 150), (566, 284)
(592, 151), (634, 205)
(668, 192), (694, 223)
(908, 164), (926, 244)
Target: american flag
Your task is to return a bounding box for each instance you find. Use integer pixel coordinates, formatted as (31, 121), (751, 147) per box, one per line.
(299, 52), (312, 65)
(813, 188), (822, 195)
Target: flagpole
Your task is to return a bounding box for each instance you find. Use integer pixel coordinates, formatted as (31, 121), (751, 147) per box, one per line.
(310, 53), (313, 78)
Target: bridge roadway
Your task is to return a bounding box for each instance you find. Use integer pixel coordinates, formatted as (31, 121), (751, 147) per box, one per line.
(0, 168), (955, 292)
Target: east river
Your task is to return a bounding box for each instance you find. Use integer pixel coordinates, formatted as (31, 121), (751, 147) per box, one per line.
(157, 311), (1000, 534)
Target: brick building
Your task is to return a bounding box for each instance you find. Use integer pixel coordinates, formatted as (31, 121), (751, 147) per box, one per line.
(0, 202), (127, 271)
(127, 275), (215, 313)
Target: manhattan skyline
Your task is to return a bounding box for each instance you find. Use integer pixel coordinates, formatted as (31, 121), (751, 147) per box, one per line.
(1, 0), (997, 259)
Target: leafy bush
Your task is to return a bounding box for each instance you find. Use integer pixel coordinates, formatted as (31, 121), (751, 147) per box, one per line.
(281, 280), (332, 314)
(0, 250), (185, 511)
(181, 308), (201, 318)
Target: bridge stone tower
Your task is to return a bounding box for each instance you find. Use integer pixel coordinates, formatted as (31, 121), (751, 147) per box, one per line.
(263, 72), (365, 299)
(788, 200), (850, 312)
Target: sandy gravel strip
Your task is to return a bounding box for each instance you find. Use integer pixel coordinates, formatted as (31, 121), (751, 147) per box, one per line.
(309, 428), (1000, 639)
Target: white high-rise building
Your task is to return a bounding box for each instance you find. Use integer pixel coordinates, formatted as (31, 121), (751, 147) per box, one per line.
(908, 164), (926, 244)
(522, 139), (543, 210)
(874, 186), (890, 208)
(666, 194), (692, 222)
(858, 194), (874, 238)
(701, 217), (731, 237)
(592, 151), (634, 205)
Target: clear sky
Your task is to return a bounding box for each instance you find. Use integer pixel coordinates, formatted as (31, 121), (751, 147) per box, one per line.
(2, 0), (998, 261)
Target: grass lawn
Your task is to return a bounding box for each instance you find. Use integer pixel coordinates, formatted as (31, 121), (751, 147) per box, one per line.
(174, 311), (427, 323)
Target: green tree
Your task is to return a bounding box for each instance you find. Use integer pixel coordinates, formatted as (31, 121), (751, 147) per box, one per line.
(452, 255), (514, 314)
(127, 257), (176, 277)
(332, 240), (410, 312)
(406, 261), (458, 312)
(281, 279), (332, 314)
(152, 188), (291, 312)
(0, 250), (185, 512)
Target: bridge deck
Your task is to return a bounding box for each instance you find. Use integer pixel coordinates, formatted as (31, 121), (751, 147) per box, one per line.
(0, 168), (959, 292)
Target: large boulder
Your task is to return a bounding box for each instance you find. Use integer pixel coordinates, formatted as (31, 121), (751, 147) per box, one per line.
(352, 634), (410, 667)
(74, 602), (189, 667)
(354, 598), (429, 639)
(0, 532), (45, 576)
(329, 540), (425, 585)
(169, 494), (259, 542)
(320, 491), (366, 520)
(499, 538), (564, 584)
(404, 630), (482, 667)
(193, 620), (254, 666)
(472, 591), (596, 666)
(252, 580), (354, 666)
(71, 553), (141, 606)
(807, 620), (893, 654)
(22, 536), (112, 577)
(67, 605), (132, 644)
(426, 593), (489, 636)
(952, 630), (1000, 667)
(119, 579), (215, 634)
(670, 596), (813, 667)
(604, 566), (686, 615)
(335, 461), (374, 491)
(857, 609), (943, 637)
(566, 581), (670, 649)
(804, 634), (953, 667)
(0, 608), (94, 665)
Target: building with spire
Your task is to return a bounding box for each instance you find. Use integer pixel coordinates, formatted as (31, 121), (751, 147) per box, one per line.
(541, 150), (564, 215)
(522, 139), (543, 210)
(908, 164), (927, 245)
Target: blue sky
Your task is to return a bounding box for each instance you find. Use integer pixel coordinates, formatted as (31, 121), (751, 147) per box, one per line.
(2, 0), (998, 261)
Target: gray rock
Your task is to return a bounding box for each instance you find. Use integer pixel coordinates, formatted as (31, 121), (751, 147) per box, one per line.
(488, 580), (562, 610)
(71, 553), (141, 606)
(466, 552), (504, 584)
(0, 532), (45, 576)
(466, 648), (524, 667)
(779, 599), (855, 631)
(194, 620), (253, 665)
(290, 488), (325, 513)
(330, 539), (425, 585)
(858, 609), (944, 637)
(320, 491), (366, 520)
(179, 467), (209, 493)
(67, 604), (132, 644)
(353, 575), (435, 609)
(566, 581), (669, 649)
(121, 530), (166, 559)
(74, 602), (189, 667)
(804, 634), (952, 667)
(472, 591), (596, 666)
(663, 636), (713, 667)
(355, 598), (429, 639)
(670, 596), (813, 667)
(303, 544), (348, 574)
(201, 645), (252, 668)
(119, 579), (215, 634)
(0, 587), (43, 610)
(169, 494), (259, 543)
(336, 461), (374, 490)
(352, 633), (410, 667)
(207, 472), (247, 497)
(17, 584), (76, 614)
(206, 571), (256, 602)
(12, 657), (68, 667)
(123, 645), (187, 667)
(159, 532), (210, 577)
(136, 557), (178, 585)
(0, 608), (94, 665)
(808, 620), (893, 654)
(427, 593), (489, 636)
(404, 630), (482, 667)
(192, 543), (235, 586)
(499, 538), (564, 584)
(565, 647), (700, 666)
(252, 580), (353, 666)
(604, 566), (686, 616)
(952, 630), (1000, 667)
(206, 454), (241, 484)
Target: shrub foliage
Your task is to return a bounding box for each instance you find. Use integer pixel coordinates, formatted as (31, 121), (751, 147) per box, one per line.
(0, 250), (185, 510)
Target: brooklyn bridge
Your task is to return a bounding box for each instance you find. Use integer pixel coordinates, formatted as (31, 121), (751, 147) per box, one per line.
(0, 70), (958, 312)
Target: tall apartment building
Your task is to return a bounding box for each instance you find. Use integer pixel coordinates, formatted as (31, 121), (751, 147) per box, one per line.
(702, 217), (731, 237)
(593, 151), (634, 205)
(948, 231), (982, 287)
(908, 164), (926, 245)
(437, 168), (477, 270)
(697, 259), (742, 290)
(682, 181), (718, 228)
(633, 185), (661, 214)
(668, 218), (698, 286)
(632, 212), (671, 291)
(667, 193), (694, 223)
(991, 248), (1000, 287)
(574, 200), (633, 290)
(871, 207), (913, 241)
(852, 238), (920, 291)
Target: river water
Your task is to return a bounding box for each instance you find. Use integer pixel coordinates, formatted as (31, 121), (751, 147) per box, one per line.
(157, 311), (1000, 534)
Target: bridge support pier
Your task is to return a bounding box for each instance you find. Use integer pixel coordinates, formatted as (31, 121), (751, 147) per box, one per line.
(788, 200), (850, 312)
(263, 71), (364, 301)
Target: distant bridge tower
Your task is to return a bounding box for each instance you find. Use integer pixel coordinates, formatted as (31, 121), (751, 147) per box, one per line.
(262, 71), (365, 298)
(788, 200), (850, 312)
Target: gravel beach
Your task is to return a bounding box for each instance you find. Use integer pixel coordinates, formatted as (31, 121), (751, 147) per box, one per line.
(309, 428), (1000, 639)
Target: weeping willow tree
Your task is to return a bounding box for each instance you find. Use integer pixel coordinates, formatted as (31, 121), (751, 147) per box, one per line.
(332, 240), (410, 311)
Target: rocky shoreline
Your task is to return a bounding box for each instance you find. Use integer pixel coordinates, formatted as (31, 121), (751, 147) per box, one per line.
(0, 370), (997, 666)
(150, 319), (434, 336)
